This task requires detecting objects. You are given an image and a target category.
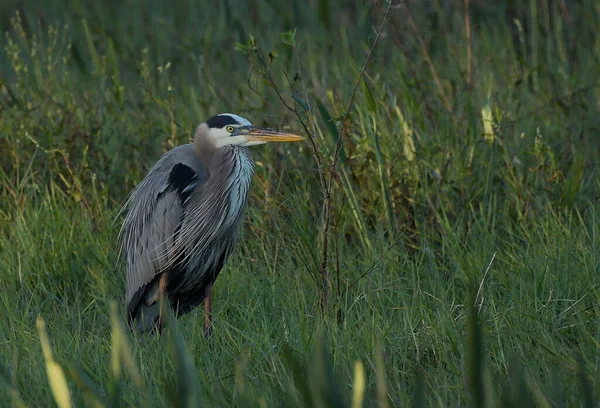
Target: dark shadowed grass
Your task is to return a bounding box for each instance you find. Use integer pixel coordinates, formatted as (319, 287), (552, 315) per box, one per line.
(1, 0), (600, 406)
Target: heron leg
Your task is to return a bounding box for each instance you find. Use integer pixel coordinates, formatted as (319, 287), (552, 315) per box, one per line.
(157, 315), (164, 334)
(204, 282), (213, 337)
(157, 272), (169, 335)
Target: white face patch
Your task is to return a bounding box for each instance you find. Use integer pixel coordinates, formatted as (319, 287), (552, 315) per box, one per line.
(214, 135), (248, 149)
(202, 113), (259, 150)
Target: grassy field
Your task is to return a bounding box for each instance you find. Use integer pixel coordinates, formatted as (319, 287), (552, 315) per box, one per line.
(1, 0), (600, 406)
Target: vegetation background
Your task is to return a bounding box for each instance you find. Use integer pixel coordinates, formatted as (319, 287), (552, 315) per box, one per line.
(1, 0), (599, 406)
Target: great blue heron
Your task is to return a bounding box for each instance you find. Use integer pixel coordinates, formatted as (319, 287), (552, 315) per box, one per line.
(120, 113), (304, 334)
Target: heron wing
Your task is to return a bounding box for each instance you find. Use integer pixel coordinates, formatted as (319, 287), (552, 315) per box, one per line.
(120, 149), (209, 318)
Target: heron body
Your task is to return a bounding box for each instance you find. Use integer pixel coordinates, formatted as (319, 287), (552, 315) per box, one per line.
(120, 113), (303, 333)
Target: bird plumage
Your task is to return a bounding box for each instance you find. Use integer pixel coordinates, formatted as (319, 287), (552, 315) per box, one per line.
(121, 145), (253, 331)
(119, 113), (303, 333)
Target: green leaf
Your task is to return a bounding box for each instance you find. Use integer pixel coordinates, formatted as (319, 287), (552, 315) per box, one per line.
(279, 29), (297, 47)
(360, 79), (376, 114)
(315, 99), (345, 164)
(293, 94), (309, 112)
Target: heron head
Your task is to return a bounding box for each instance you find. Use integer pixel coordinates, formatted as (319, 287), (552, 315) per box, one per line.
(198, 113), (304, 150)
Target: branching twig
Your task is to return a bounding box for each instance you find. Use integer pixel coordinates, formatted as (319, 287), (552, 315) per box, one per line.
(244, 42), (332, 308)
(139, 83), (185, 131)
(330, 1), (395, 172)
(253, 50), (328, 202)
(320, 0), (396, 308)
(240, 1), (397, 311)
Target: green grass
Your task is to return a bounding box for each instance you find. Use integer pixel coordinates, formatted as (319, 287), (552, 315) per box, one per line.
(1, 0), (600, 406)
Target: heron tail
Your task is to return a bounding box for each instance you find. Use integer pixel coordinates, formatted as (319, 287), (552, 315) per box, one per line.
(128, 280), (163, 333)
(131, 302), (161, 332)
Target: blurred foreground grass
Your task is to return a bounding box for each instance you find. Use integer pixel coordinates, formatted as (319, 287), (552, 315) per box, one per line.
(1, 0), (600, 406)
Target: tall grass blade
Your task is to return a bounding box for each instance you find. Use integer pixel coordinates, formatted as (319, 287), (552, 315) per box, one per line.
(501, 359), (533, 406)
(81, 19), (102, 75)
(67, 365), (107, 408)
(577, 357), (594, 408)
(562, 151), (584, 207)
(307, 329), (346, 408)
(368, 121), (397, 238)
(280, 343), (312, 408)
(316, 99), (372, 251)
(465, 293), (493, 408)
(36, 316), (73, 408)
(110, 301), (143, 389)
(412, 367), (427, 408)
(360, 79), (377, 114)
(374, 341), (390, 408)
(0, 362), (27, 408)
(162, 300), (201, 408)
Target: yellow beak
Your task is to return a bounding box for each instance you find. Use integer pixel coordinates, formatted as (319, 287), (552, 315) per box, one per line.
(243, 127), (305, 143)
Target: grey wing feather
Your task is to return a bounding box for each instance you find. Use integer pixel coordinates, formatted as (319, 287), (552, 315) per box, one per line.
(118, 145), (208, 309)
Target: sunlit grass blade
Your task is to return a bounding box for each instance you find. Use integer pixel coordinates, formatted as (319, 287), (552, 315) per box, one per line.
(351, 361), (365, 408)
(36, 316), (73, 408)
(481, 103), (495, 145)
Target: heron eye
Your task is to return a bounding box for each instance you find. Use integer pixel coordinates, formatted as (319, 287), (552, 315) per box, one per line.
(226, 126), (235, 133)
